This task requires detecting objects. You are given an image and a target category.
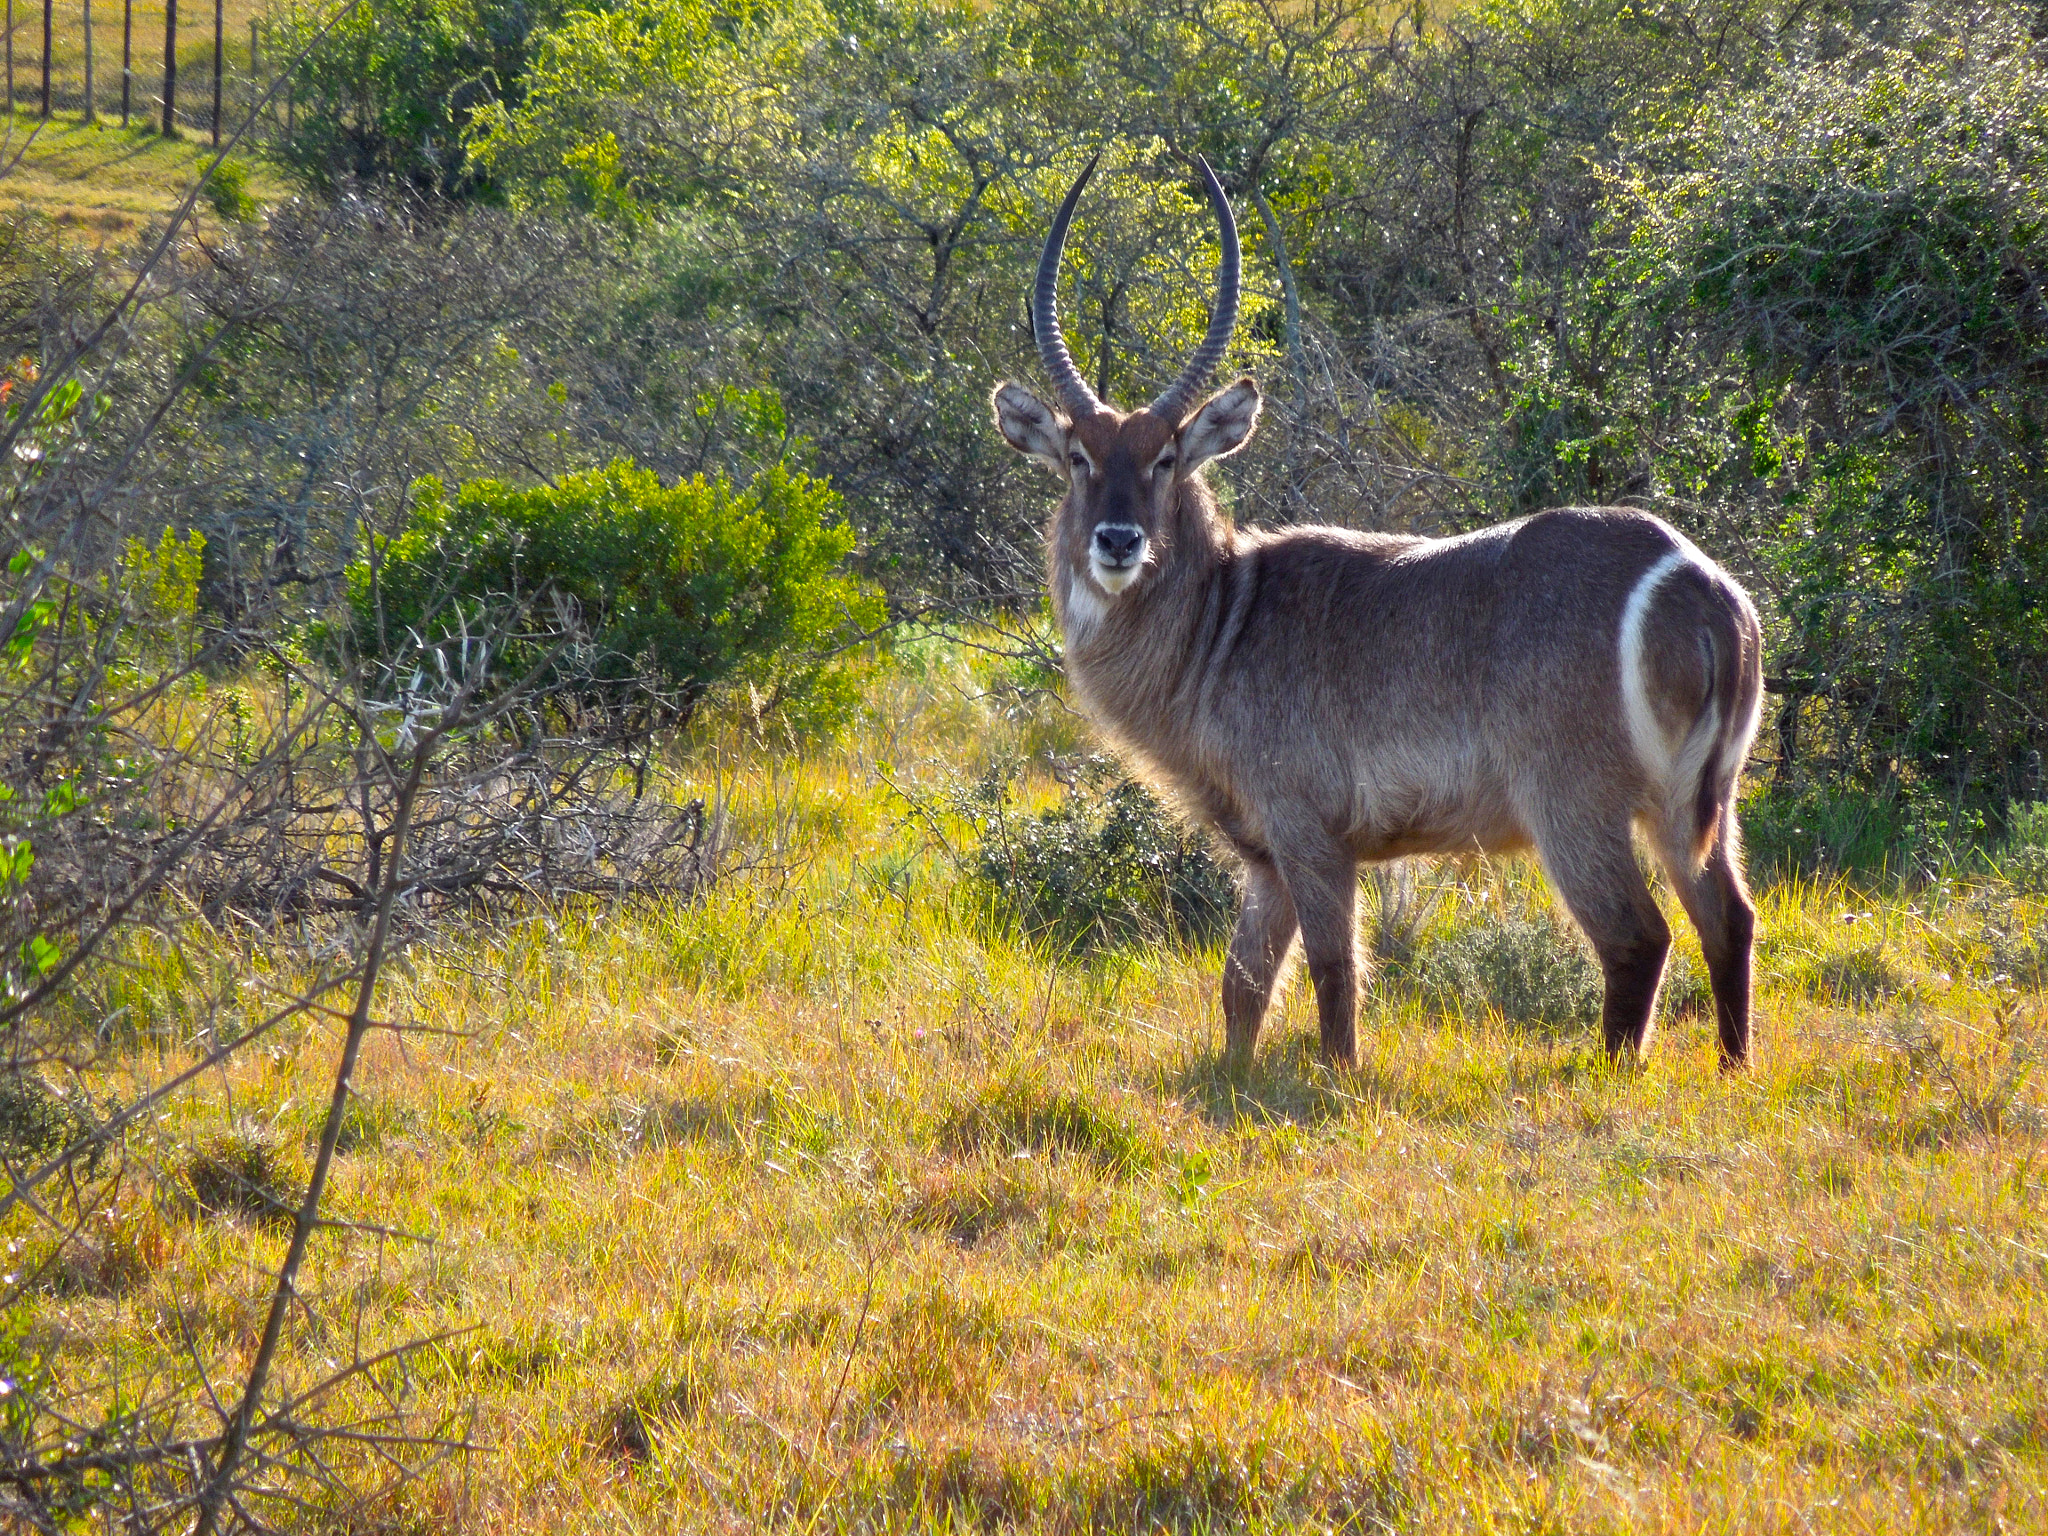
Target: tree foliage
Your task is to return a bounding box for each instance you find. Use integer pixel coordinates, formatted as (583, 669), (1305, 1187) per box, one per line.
(271, 0), (574, 194)
(7, 0), (2048, 1524)
(471, 0), (1289, 596)
(1504, 7), (2048, 830)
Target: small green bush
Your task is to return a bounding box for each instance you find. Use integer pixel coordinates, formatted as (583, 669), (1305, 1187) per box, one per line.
(1984, 911), (2048, 992)
(964, 764), (1236, 957)
(0, 1077), (95, 1170)
(1659, 948), (1712, 1021)
(1739, 785), (1910, 879)
(1407, 911), (1603, 1036)
(343, 457), (884, 731)
(2000, 802), (2048, 895)
(201, 159), (260, 223)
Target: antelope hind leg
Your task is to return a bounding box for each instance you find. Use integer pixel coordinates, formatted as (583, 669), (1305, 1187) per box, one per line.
(1536, 822), (1671, 1056)
(1655, 814), (1757, 1067)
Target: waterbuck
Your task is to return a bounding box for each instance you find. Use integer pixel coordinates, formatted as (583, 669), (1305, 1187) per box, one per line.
(991, 156), (1765, 1069)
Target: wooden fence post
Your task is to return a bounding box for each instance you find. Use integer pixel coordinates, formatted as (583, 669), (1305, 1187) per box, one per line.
(5, 0), (14, 117)
(38, 0), (48, 117)
(121, 0), (131, 124)
(161, 0), (175, 134)
(210, 0), (220, 144)
(83, 0), (94, 122)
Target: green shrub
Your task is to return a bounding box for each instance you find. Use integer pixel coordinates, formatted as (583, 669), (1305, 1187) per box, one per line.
(1507, 14), (2048, 820)
(1623, 24), (2048, 813)
(1407, 911), (1603, 1036)
(2001, 803), (2048, 895)
(964, 763), (1236, 957)
(1659, 948), (1712, 1021)
(1984, 910), (2048, 992)
(0, 1077), (95, 1170)
(201, 158), (259, 223)
(1739, 785), (1910, 880)
(343, 456), (884, 731)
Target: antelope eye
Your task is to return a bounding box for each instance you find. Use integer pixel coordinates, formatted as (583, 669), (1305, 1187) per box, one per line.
(1069, 452), (1089, 471)
(1154, 457), (1176, 475)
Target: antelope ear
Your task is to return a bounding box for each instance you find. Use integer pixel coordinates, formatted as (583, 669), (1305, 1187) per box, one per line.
(1180, 378), (1262, 471)
(992, 382), (1070, 475)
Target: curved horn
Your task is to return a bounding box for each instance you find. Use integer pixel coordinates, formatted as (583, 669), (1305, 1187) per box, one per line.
(1148, 156), (1241, 427)
(1033, 153), (1106, 420)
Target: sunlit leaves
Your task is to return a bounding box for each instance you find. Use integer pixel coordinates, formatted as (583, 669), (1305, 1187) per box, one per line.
(344, 442), (886, 732)
(469, 0), (832, 213)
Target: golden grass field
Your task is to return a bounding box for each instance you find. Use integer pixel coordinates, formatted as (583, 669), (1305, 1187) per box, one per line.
(22, 642), (2048, 1533)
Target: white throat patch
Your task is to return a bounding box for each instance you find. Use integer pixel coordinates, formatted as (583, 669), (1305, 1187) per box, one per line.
(1064, 567), (1109, 642)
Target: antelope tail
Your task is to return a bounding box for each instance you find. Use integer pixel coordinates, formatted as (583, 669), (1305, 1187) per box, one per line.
(1678, 592), (1763, 869)
(1621, 550), (1764, 871)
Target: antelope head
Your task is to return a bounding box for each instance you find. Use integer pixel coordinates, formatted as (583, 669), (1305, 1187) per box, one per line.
(992, 155), (1262, 603)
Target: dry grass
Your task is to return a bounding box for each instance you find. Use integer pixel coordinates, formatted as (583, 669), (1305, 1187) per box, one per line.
(17, 645), (2048, 1532)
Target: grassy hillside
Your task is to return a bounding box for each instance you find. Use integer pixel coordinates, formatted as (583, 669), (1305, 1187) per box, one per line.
(22, 647), (2048, 1532)
(0, 107), (281, 235)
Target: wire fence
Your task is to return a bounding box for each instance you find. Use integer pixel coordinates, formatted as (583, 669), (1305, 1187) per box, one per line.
(3, 0), (284, 141)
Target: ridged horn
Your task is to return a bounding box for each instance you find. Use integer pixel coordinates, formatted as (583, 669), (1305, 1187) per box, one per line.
(1147, 156), (1241, 427)
(1032, 153), (1106, 420)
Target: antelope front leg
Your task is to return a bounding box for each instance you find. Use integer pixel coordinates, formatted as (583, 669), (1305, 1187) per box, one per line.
(1277, 849), (1360, 1066)
(1222, 856), (1299, 1064)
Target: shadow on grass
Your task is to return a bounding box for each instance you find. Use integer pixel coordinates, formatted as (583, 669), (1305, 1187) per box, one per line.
(942, 1080), (1156, 1173)
(546, 1085), (839, 1161)
(1170, 1034), (1367, 1131)
(1172, 1022), (1629, 1132)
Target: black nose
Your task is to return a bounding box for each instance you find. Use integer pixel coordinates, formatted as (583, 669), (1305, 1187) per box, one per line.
(1094, 525), (1143, 564)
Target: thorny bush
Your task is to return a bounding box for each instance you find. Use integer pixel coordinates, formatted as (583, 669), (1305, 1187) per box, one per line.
(960, 758), (1237, 958)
